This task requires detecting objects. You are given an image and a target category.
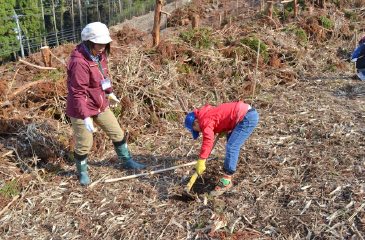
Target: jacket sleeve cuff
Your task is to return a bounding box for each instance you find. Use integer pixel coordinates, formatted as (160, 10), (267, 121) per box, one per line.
(105, 87), (113, 94)
(199, 152), (210, 159)
(79, 110), (89, 120)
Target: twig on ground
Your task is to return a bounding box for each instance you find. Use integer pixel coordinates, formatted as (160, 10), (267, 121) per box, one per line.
(18, 58), (57, 70)
(0, 195), (20, 216)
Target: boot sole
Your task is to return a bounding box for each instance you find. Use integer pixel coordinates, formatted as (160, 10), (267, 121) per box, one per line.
(209, 185), (234, 197)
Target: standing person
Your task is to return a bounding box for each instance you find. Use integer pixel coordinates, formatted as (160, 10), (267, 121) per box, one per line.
(66, 22), (145, 186)
(351, 36), (365, 81)
(184, 101), (259, 196)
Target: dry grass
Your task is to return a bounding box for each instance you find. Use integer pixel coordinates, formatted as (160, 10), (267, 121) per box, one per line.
(0, 0), (364, 239)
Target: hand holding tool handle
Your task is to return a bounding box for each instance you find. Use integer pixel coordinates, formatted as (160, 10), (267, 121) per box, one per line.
(185, 172), (198, 193)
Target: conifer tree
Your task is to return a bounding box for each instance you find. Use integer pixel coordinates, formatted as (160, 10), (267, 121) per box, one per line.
(15, 0), (43, 53)
(0, 0), (17, 62)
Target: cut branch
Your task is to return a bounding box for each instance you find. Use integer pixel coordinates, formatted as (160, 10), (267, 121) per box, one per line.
(0, 195), (19, 216)
(10, 78), (52, 99)
(18, 58), (57, 70)
(105, 156), (219, 183)
(160, 10), (171, 15)
(105, 161), (198, 182)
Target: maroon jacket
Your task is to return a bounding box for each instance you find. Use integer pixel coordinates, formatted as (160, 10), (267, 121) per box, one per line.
(66, 44), (113, 119)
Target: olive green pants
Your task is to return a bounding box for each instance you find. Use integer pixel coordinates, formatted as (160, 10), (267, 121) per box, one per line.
(70, 106), (124, 155)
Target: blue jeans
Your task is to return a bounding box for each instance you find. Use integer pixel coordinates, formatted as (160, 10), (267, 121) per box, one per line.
(223, 108), (259, 175)
(357, 68), (365, 81)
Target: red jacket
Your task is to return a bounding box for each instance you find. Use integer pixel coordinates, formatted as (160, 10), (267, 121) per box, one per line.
(66, 44), (113, 119)
(194, 101), (249, 159)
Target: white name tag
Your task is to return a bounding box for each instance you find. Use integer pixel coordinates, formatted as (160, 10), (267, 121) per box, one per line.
(101, 77), (111, 90)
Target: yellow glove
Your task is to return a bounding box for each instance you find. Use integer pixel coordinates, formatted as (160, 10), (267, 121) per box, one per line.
(196, 159), (206, 175)
(218, 130), (227, 138)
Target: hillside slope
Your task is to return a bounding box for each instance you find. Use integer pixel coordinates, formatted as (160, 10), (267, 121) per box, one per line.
(0, 0), (364, 239)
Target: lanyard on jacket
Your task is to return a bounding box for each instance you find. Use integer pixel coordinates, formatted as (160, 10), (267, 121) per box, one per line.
(97, 61), (106, 79)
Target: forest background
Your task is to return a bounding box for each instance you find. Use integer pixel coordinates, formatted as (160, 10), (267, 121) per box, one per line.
(0, 0), (169, 63)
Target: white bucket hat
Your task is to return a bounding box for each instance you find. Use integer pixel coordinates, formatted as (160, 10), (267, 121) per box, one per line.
(81, 22), (112, 44)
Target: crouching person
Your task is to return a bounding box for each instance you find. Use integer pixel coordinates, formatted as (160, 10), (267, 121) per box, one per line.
(66, 22), (145, 186)
(184, 101), (259, 196)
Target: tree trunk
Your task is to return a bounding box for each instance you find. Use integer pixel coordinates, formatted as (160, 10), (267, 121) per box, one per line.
(294, 0), (297, 19)
(60, 2), (64, 41)
(267, 1), (273, 18)
(108, 0), (111, 25)
(320, 0), (325, 8)
(96, 0), (100, 22)
(71, 0), (76, 41)
(260, 0), (263, 12)
(78, 0), (83, 28)
(41, 0), (46, 45)
(24, 28), (31, 54)
(85, 0), (88, 24)
(152, 0), (162, 47)
(51, 0), (59, 46)
(118, 0), (122, 15)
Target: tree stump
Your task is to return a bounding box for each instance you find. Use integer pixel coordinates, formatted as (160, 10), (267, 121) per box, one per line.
(152, 0), (163, 47)
(294, 0), (297, 19)
(40, 46), (52, 67)
(192, 15), (199, 29)
(260, 0), (263, 12)
(179, 18), (191, 26)
(267, 1), (274, 18)
(319, 0), (325, 9)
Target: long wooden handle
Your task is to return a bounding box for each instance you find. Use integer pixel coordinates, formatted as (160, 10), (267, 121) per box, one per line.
(105, 135), (221, 183)
(105, 161), (198, 183)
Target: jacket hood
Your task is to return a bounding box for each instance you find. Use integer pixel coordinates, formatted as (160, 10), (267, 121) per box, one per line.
(194, 104), (213, 120)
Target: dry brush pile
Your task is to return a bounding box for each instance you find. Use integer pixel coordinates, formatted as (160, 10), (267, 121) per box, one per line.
(0, 0), (364, 239)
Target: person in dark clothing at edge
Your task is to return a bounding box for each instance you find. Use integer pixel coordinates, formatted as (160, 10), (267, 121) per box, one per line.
(351, 35), (365, 81)
(184, 101), (259, 196)
(66, 22), (145, 186)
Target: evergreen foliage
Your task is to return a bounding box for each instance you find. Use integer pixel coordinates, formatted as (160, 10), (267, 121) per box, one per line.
(0, 0), (17, 62)
(16, 0), (43, 54)
(240, 36), (269, 62)
(0, 0), (158, 64)
(320, 15), (334, 29)
(180, 27), (218, 49)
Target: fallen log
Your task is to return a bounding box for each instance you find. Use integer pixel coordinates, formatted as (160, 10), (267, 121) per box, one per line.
(10, 78), (52, 99)
(18, 58), (57, 70)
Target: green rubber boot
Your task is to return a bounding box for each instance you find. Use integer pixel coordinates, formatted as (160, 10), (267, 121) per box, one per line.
(113, 139), (146, 169)
(74, 152), (90, 186)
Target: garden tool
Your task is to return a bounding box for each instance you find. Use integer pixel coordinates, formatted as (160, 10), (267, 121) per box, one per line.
(182, 134), (220, 200)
